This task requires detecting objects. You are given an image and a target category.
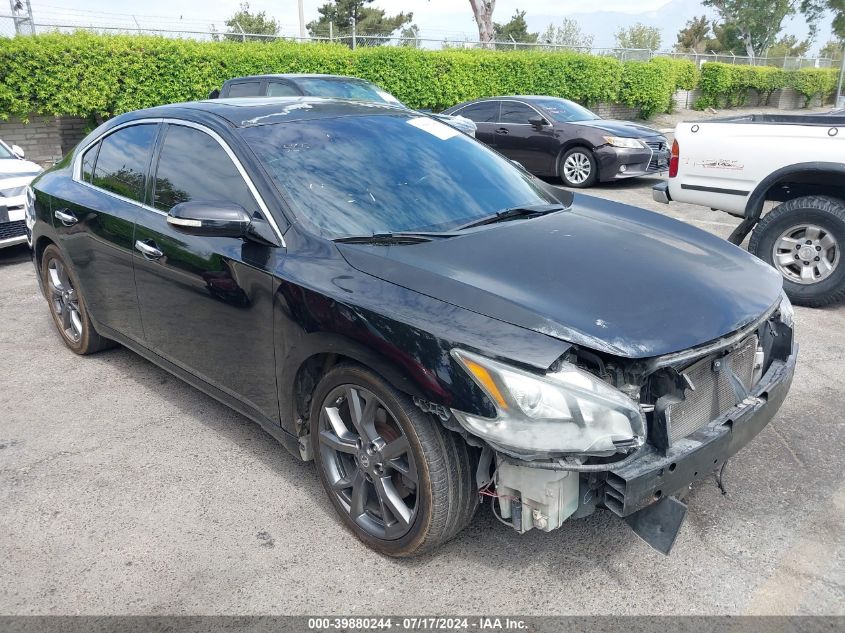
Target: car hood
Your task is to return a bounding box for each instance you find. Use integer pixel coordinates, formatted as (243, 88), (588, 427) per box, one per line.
(571, 119), (662, 138)
(337, 195), (782, 360)
(0, 158), (42, 178)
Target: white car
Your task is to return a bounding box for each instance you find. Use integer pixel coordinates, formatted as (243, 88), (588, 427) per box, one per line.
(1, 139), (42, 249)
(653, 113), (845, 307)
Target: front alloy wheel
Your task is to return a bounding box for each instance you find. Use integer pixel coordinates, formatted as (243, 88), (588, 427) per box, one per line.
(310, 364), (478, 556)
(318, 384), (419, 540)
(559, 147), (598, 188)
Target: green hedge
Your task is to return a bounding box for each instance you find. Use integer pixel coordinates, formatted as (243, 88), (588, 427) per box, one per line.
(695, 62), (837, 109)
(0, 33), (700, 121)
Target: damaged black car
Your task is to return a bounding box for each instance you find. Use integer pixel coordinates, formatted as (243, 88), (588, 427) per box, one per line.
(27, 98), (797, 557)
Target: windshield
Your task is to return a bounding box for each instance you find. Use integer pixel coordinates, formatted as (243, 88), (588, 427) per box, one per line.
(533, 98), (600, 123)
(295, 78), (402, 106)
(241, 114), (560, 238)
(0, 142), (12, 159)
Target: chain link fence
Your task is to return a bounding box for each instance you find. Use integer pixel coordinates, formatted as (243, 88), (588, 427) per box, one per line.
(0, 11), (840, 69)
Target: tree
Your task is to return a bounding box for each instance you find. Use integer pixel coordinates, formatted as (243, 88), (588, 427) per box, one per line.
(614, 23), (662, 50)
(707, 21), (746, 52)
(819, 39), (844, 59)
(307, 0), (412, 45)
(468, 0), (496, 45)
(703, 0), (799, 58)
(675, 15), (711, 52)
(399, 24), (421, 47)
(540, 18), (594, 49)
(493, 10), (538, 44)
(767, 34), (811, 56)
(223, 2), (279, 41)
(800, 0), (845, 41)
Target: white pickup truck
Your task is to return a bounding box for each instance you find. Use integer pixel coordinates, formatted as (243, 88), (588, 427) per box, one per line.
(653, 113), (845, 307)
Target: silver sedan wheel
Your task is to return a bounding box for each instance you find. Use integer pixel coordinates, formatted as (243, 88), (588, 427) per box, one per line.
(563, 151), (592, 185)
(47, 258), (83, 343)
(772, 223), (839, 285)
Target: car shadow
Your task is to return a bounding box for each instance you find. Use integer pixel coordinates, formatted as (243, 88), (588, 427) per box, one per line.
(0, 243), (31, 266)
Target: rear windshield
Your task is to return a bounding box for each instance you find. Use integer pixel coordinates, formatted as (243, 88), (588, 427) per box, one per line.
(294, 78), (401, 105)
(241, 114), (559, 238)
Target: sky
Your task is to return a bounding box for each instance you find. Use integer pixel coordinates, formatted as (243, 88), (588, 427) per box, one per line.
(7, 0), (839, 54)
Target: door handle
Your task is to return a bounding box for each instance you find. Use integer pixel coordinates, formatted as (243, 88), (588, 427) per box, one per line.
(54, 209), (78, 226)
(495, 127), (509, 135)
(135, 239), (164, 260)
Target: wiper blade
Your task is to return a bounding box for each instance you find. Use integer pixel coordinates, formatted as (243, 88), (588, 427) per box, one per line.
(333, 231), (456, 245)
(455, 203), (566, 231)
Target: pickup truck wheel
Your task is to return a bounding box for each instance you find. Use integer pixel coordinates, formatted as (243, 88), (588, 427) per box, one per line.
(310, 364), (477, 557)
(559, 148), (598, 188)
(749, 196), (845, 307)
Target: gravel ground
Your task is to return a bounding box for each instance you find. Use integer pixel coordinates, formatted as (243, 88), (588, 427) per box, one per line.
(0, 167), (843, 616)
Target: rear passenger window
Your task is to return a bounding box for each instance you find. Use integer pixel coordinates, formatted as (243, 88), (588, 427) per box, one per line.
(152, 125), (257, 213)
(266, 82), (299, 97)
(91, 124), (157, 203)
(227, 82), (262, 97)
(81, 142), (99, 183)
(457, 101), (499, 123)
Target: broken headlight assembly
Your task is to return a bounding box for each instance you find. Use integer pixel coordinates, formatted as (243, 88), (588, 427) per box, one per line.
(778, 289), (794, 328)
(450, 349), (646, 458)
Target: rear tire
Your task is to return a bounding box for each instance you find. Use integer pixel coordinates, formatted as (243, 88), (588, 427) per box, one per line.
(310, 364), (477, 557)
(559, 147), (598, 188)
(749, 196), (845, 307)
(41, 244), (114, 354)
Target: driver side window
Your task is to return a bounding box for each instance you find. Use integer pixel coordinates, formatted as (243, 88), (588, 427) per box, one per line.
(152, 125), (257, 214)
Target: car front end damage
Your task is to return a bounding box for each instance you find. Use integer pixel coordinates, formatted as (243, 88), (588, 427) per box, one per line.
(443, 293), (796, 554)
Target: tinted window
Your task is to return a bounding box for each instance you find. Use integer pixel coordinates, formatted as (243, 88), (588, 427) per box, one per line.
(457, 102), (499, 123)
(227, 81), (262, 97)
(153, 125), (256, 213)
(266, 82), (300, 97)
(91, 124), (157, 203)
(0, 143), (12, 159)
(500, 102), (539, 124)
(294, 78), (401, 104)
(241, 114), (559, 238)
(532, 98), (599, 123)
(81, 142), (99, 183)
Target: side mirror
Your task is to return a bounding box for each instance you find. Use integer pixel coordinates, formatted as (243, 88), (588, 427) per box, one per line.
(167, 201), (251, 238)
(528, 117), (548, 129)
(11, 144), (25, 158)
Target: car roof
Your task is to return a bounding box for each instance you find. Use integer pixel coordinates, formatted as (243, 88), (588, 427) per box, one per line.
(225, 73), (370, 83)
(121, 97), (411, 128)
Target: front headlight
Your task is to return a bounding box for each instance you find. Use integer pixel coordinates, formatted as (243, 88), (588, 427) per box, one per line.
(778, 289), (794, 328)
(602, 136), (645, 149)
(451, 349), (646, 458)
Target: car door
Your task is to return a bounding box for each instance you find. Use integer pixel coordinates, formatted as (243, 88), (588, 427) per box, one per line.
(454, 101), (500, 148)
(50, 123), (159, 342)
(132, 122), (282, 423)
(495, 101), (558, 174)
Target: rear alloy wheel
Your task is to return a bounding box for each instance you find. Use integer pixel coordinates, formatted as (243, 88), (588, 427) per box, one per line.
(559, 147), (598, 188)
(310, 364), (477, 556)
(41, 245), (114, 354)
(749, 196), (845, 307)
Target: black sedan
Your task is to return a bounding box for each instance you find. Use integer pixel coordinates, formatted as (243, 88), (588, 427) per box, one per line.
(443, 96), (669, 188)
(27, 97), (795, 557)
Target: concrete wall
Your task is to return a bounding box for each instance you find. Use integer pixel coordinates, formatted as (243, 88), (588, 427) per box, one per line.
(0, 115), (89, 166)
(594, 102), (641, 120)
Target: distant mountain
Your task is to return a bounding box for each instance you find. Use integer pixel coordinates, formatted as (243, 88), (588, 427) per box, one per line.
(525, 0), (834, 55)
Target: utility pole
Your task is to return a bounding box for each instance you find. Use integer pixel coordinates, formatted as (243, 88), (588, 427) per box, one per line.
(4, 0), (35, 35)
(297, 0), (305, 40)
(837, 44), (845, 109)
(351, 16), (356, 50)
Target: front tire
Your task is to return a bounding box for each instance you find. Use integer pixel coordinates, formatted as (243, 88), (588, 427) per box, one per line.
(749, 196), (845, 307)
(41, 244), (114, 354)
(310, 364), (477, 557)
(559, 147), (598, 188)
